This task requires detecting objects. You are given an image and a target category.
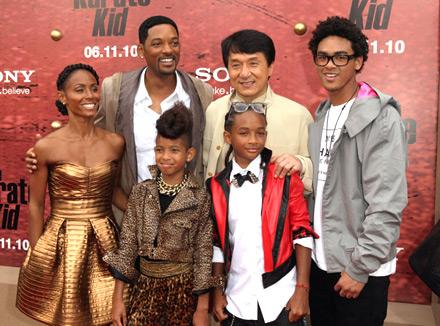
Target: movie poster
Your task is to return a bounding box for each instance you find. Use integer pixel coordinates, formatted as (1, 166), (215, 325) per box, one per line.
(0, 0), (438, 304)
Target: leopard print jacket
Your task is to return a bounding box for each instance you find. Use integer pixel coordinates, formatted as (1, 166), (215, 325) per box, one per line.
(104, 166), (216, 292)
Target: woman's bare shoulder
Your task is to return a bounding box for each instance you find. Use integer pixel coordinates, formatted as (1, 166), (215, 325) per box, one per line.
(95, 127), (125, 157)
(34, 128), (66, 153)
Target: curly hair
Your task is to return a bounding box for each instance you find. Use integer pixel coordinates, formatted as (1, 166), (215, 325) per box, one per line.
(156, 101), (193, 148)
(55, 63), (99, 116)
(308, 16), (369, 73)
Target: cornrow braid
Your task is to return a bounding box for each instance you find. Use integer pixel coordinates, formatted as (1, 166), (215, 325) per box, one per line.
(55, 63), (99, 116)
(224, 145), (234, 168)
(223, 109), (238, 167)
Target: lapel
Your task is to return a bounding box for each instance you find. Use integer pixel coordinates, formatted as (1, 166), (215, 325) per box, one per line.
(142, 176), (162, 245)
(117, 67), (145, 183)
(149, 165), (201, 215)
(213, 162), (232, 270)
(164, 185), (198, 215)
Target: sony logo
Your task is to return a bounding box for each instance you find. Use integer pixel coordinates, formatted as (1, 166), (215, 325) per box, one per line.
(195, 67), (229, 83)
(0, 71), (35, 83)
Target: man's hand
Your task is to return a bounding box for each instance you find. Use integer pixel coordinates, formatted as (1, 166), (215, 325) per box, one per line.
(285, 287), (309, 322)
(212, 287), (228, 322)
(270, 154), (303, 178)
(334, 270), (366, 299)
(26, 134), (42, 173)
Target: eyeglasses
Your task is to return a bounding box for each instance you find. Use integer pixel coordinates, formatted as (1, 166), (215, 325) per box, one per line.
(314, 54), (356, 67)
(225, 102), (267, 124)
(231, 102), (267, 114)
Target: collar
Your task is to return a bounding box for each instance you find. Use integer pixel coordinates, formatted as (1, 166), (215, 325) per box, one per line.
(215, 147), (272, 184)
(230, 155), (262, 179)
(134, 67), (182, 105)
(147, 165), (200, 189)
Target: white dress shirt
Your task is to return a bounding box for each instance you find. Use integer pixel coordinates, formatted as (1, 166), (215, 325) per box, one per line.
(213, 155), (313, 322)
(133, 68), (191, 182)
(313, 99), (396, 276)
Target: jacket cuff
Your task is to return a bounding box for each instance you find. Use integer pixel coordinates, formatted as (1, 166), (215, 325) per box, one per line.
(210, 274), (227, 288)
(193, 274), (226, 294)
(108, 264), (131, 283)
(292, 226), (319, 240)
(345, 264), (369, 283)
(193, 288), (211, 296)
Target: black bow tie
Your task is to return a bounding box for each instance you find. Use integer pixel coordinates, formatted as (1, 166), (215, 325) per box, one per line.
(231, 171), (259, 187)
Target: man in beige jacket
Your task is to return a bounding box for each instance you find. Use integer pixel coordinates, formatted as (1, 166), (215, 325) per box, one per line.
(203, 29), (313, 192)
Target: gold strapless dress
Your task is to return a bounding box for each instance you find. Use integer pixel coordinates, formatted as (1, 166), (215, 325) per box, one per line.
(16, 161), (119, 326)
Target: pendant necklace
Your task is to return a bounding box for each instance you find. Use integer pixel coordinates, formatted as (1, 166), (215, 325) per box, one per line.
(324, 85), (359, 164)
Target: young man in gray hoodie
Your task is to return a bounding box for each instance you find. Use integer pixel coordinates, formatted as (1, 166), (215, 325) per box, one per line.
(307, 16), (408, 326)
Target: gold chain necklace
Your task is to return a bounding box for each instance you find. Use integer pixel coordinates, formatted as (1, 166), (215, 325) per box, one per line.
(157, 173), (188, 196)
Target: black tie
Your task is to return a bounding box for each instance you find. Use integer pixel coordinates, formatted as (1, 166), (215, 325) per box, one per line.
(232, 171), (258, 187)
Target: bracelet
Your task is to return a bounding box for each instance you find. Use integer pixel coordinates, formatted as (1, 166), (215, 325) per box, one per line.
(296, 284), (310, 290)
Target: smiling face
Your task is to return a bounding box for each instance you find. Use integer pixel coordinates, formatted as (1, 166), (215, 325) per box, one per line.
(227, 51), (273, 103)
(154, 136), (195, 185)
(138, 23), (180, 76)
(57, 69), (100, 118)
(315, 36), (363, 105)
(224, 110), (267, 169)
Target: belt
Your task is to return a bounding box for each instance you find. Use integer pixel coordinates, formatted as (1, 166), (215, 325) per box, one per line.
(139, 257), (192, 278)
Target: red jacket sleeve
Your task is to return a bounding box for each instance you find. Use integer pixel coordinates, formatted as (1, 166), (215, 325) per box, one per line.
(288, 173), (319, 240)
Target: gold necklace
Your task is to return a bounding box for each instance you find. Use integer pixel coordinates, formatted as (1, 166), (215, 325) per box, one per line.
(157, 173), (188, 196)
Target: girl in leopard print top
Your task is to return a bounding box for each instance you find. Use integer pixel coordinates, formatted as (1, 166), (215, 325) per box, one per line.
(104, 102), (217, 326)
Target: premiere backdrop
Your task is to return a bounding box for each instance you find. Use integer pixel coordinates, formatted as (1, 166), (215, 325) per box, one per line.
(0, 0), (438, 305)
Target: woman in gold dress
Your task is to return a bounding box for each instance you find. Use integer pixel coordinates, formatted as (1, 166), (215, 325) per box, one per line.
(16, 63), (127, 325)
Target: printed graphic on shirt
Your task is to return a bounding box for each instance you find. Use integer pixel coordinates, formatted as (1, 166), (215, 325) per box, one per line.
(317, 100), (354, 183)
